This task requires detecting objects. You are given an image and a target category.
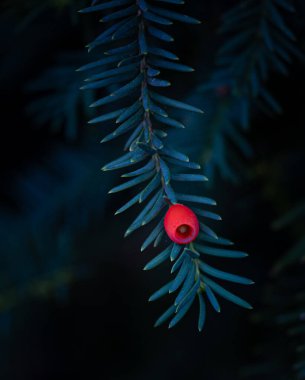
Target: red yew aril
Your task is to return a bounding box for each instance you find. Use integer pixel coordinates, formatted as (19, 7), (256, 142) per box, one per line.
(164, 204), (199, 244)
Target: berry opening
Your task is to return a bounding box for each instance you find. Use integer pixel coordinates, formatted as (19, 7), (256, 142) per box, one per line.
(176, 224), (192, 237)
(175, 224), (195, 244)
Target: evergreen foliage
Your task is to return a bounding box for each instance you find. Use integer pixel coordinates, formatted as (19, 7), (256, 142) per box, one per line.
(0, 0), (304, 374)
(26, 52), (95, 140)
(80, 0), (253, 329)
(192, 0), (302, 182)
(0, 143), (111, 318)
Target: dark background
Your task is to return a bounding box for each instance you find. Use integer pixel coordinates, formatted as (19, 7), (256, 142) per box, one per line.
(0, 1), (304, 379)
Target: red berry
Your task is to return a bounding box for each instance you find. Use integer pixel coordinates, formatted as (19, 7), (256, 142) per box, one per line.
(164, 204), (199, 244)
(215, 85), (230, 97)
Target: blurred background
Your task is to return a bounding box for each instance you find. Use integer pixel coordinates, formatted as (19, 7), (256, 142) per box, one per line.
(0, 0), (305, 379)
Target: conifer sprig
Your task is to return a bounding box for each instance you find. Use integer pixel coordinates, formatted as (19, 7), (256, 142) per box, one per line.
(80, 0), (253, 330)
(197, 0), (302, 181)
